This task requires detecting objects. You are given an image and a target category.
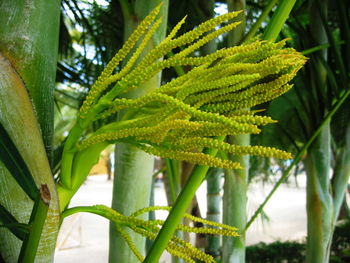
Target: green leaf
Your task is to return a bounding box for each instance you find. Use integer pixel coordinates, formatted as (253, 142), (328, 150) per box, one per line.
(0, 204), (29, 240)
(0, 122), (38, 200)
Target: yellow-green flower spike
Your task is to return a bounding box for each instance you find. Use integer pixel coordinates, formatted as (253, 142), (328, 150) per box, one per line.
(115, 224), (144, 262)
(91, 205), (237, 263)
(164, 16), (187, 41)
(137, 145), (242, 170)
(109, 17), (163, 84)
(175, 137), (292, 160)
(79, 3), (162, 118)
(73, 5), (306, 172)
(173, 21), (241, 59)
(130, 206), (237, 233)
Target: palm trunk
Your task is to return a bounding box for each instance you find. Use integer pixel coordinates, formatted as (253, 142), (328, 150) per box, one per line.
(222, 1), (247, 262)
(305, 1), (333, 262)
(332, 123), (350, 221)
(305, 127), (333, 263)
(223, 134), (249, 263)
(227, 0), (246, 46)
(200, 2), (222, 258)
(109, 1), (168, 262)
(0, 0), (60, 164)
(206, 168), (222, 261)
(306, 112), (350, 263)
(0, 1), (61, 262)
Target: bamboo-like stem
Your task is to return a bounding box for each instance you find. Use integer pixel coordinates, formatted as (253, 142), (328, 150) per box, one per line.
(246, 87), (350, 229)
(332, 124), (350, 220)
(223, 136), (249, 263)
(206, 168), (222, 261)
(0, 0), (61, 165)
(223, 2), (247, 262)
(165, 159), (179, 203)
(109, 1), (169, 262)
(18, 185), (50, 263)
(0, 18), (60, 260)
(227, 0), (246, 46)
(305, 127), (333, 263)
(306, 1), (332, 262)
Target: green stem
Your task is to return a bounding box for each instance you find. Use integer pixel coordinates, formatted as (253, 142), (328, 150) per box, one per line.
(167, 51), (186, 76)
(263, 0), (297, 41)
(143, 138), (223, 263)
(306, 1), (331, 261)
(165, 159), (180, 203)
(62, 205), (105, 219)
(223, 135), (249, 263)
(60, 124), (84, 189)
(58, 142), (108, 211)
(18, 185), (50, 263)
(227, 0), (246, 46)
(332, 124), (350, 220)
(246, 88), (350, 230)
(301, 43), (331, 55)
(119, 0), (133, 19)
(242, 0), (278, 42)
(0, 0), (61, 260)
(110, 2), (169, 262)
(206, 168), (222, 261)
(164, 159), (183, 263)
(222, 2), (248, 262)
(305, 126), (333, 263)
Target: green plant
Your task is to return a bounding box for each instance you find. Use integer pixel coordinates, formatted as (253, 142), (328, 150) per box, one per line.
(57, 5), (304, 209)
(0, 1), (60, 260)
(0, 3), (306, 262)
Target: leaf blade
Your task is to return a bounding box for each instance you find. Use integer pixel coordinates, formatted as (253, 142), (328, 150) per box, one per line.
(0, 122), (38, 200)
(0, 204), (29, 240)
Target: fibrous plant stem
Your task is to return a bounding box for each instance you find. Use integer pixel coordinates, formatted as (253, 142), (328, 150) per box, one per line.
(223, 1), (247, 262)
(109, 1), (168, 262)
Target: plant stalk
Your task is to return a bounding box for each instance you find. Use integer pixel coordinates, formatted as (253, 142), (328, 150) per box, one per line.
(223, 135), (249, 263)
(206, 168), (222, 261)
(263, 0), (297, 41)
(109, 1), (168, 262)
(143, 143), (222, 263)
(242, 0), (278, 42)
(223, 1), (247, 262)
(305, 127), (333, 263)
(18, 185), (50, 263)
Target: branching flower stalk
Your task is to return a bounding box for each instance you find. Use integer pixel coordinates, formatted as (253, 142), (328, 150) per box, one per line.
(62, 205), (238, 263)
(56, 4), (306, 259)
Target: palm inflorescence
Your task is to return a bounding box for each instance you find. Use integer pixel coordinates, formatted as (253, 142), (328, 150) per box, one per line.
(76, 4), (306, 172)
